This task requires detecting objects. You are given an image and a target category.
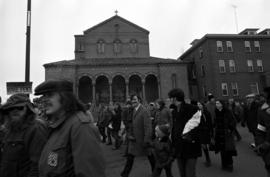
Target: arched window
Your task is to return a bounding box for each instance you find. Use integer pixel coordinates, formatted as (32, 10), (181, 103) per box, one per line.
(129, 39), (138, 53)
(97, 40), (105, 54)
(113, 39), (122, 54)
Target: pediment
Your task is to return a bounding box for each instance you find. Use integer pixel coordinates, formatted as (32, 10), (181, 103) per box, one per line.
(84, 15), (149, 34)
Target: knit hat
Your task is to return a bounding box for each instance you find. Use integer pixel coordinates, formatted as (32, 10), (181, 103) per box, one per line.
(0, 93), (34, 112)
(35, 80), (73, 95)
(156, 124), (170, 137)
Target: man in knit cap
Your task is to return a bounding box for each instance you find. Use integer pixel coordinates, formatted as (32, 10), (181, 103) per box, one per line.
(0, 93), (47, 177)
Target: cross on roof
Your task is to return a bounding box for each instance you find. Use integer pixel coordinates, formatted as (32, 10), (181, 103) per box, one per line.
(115, 10), (118, 15)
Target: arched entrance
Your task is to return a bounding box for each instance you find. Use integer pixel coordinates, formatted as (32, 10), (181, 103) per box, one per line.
(129, 75), (142, 99)
(145, 74), (159, 103)
(96, 76), (109, 104)
(112, 75), (126, 103)
(78, 76), (92, 104)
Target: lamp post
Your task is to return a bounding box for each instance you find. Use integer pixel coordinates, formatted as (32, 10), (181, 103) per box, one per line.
(25, 0), (31, 83)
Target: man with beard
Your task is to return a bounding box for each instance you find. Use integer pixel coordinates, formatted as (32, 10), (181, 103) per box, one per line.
(0, 93), (47, 177)
(35, 80), (106, 177)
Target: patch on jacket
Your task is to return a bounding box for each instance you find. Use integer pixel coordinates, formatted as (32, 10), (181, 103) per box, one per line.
(48, 152), (58, 167)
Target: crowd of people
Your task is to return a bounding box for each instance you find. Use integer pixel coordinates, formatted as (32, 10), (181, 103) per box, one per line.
(1, 80), (270, 177)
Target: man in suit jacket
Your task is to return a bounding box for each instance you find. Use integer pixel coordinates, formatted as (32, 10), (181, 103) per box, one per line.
(121, 94), (154, 177)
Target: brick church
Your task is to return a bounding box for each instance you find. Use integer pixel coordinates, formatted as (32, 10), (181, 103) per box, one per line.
(43, 14), (189, 104)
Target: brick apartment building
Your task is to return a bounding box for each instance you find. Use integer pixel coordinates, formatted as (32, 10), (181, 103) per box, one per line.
(179, 28), (270, 101)
(44, 14), (189, 104)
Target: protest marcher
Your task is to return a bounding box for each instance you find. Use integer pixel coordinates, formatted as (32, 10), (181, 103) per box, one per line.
(169, 88), (201, 177)
(111, 102), (123, 150)
(213, 99), (237, 172)
(151, 124), (174, 177)
(121, 94), (154, 177)
(192, 100), (213, 167)
(242, 94), (260, 148)
(97, 104), (109, 143)
(205, 93), (216, 124)
(35, 80), (106, 177)
(155, 99), (172, 128)
(0, 93), (47, 177)
(256, 87), (270, 177)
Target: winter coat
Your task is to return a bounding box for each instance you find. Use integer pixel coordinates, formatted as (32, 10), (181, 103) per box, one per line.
(39, 111), (106, 177)
(214, 108), (237, 155)
(155, 107), (172, 127)
(151, 136), (173, 168)
(206, 101), (216, 124)
(111, 108), (122, 131)
(127, 104), (152, 156)
(97, 109), (112, 127)
(0, 118), (47, 177)
(243, 101), (260, 133)
(171, 102), (202, 159)
(256, 102), (270, 170)
(198, 109), (213, 144)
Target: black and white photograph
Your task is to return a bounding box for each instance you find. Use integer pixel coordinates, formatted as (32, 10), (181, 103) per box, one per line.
(1, 0), (270, 177)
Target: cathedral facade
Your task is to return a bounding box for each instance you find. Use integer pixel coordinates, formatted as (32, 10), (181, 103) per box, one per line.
(44, 15), (189, 104)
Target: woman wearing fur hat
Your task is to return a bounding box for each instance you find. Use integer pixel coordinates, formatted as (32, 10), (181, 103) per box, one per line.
(0, 93), (47, 177)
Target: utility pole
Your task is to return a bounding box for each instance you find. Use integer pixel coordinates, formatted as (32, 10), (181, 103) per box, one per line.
(231, 4), (239, 33)
(25, 0), (31, 82)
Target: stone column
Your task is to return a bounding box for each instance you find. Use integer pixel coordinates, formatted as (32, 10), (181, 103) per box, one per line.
(125, 80), (129, 100)
(142, 78), (146, 103)
(158, 80), (161, 99)
(109, 80), (112, 103)
(92, 81), (96, 104)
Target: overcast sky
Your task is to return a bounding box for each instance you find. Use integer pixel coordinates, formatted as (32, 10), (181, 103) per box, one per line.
(0, 0), (269, 101)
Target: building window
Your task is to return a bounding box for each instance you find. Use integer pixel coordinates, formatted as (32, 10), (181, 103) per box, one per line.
(199, 48), (203, 58)
(202, 85), (207, 97)
(201, 65), (206, 77)
(226, 41), (233, 52)
(129, 39), (138, 54)
(219, 60), (226, 73)
(257, 59), (263, 72)
(250, 83), (259, 94)
(231, 82), (238, 96)
(171, 74), (177, 89)
(244, 41), (251, 52)
(254, 41), (261, 52)
(229, 60), (236, 73)
(247, 60), (254, 72)
(221, 83), (228, 96)
(192, 66), (197, 79)
(113, 39), (122, 54)
(97, 40), (105, 54)
(216, 41), (223, 52)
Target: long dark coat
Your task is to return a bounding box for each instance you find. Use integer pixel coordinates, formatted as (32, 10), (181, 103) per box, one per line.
(214, 108), (237, 155)
(243, 101), (260, 133)
(198, 109), (213, 144)
(256, 102), (270, 170)
(171, 102), (202, 159)
(127, 104), (152, 156)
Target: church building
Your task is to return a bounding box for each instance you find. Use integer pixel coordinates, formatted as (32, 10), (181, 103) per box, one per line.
(44, 14), (189, 104)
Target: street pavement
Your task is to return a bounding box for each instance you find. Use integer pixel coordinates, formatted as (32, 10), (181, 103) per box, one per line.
(102, 125), (266, 177)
